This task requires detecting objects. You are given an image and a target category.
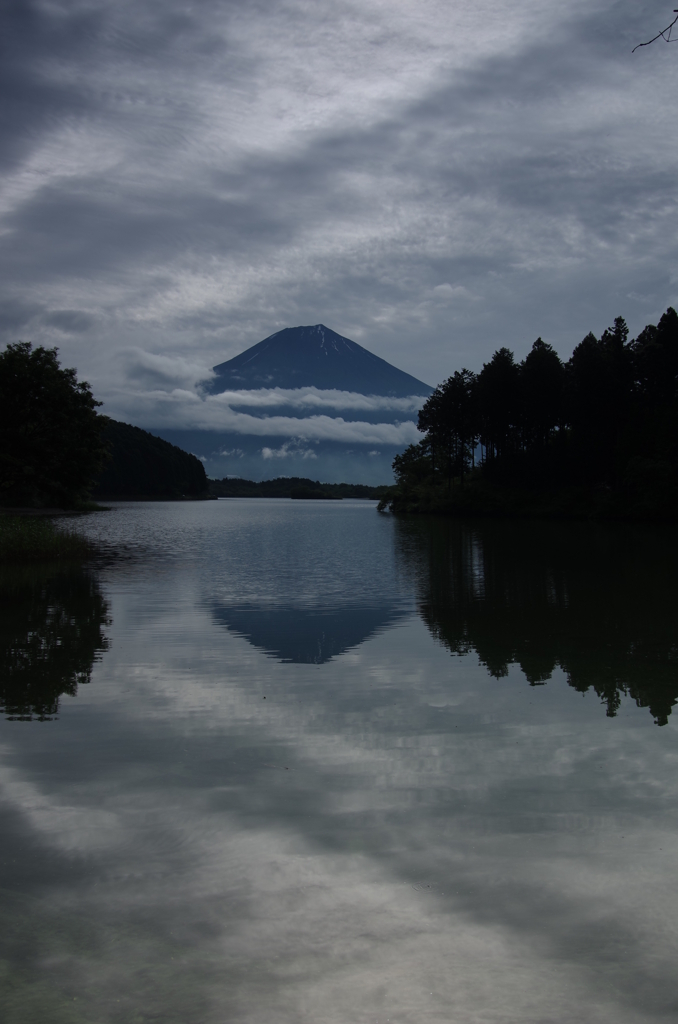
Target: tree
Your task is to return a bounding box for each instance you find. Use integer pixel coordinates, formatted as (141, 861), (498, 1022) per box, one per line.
(0, 342), (107, 508)
(417, 386), (445, 476)
(627, 307), (678, 489)
(389, 307), (678, 517)
(567, 317), (633, 484)
(633, 10), (678, 52)
(477, 348), (520, 461)
(437, 369), (478, 486)
(417, 370), (479, 487)
(392, 441), (432, 491)
(631, 306), (678, 406)
(519, 338), (565, 449)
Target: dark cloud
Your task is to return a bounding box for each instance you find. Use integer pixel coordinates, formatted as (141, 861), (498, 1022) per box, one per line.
(0, 296), (42, 332)
(0, 0), (103, 171)
(0, 0), (675, 413)
(43, 308), (95, 333)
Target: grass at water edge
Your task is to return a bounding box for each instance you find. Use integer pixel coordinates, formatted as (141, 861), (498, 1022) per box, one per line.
(0, 515), (96, 563)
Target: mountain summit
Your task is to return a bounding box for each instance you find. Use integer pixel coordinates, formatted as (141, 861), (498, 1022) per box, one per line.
(208, 324), (432, 397)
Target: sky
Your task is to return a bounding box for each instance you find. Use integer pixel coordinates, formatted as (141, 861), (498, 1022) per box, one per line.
(1, 0), (678, 431)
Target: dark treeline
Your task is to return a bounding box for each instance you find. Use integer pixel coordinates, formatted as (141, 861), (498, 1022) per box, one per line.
(93, 419), (209, 500)
(396, 517), (678, 726)
(384, 308), (678, 519)
(208, 477), (389, 500)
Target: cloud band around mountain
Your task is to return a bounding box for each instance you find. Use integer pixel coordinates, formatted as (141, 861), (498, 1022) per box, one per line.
(103, 385), (422, 445)
(207, 386), (424, 413)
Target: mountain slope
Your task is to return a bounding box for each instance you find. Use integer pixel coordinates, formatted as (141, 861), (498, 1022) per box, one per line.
(207, 324), (432, 397)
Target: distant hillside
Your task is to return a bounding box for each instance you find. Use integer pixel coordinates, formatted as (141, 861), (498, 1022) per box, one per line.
(208, 476), (391, 500)
(207, 324), (433, 397)
(93, 419), (208, 499)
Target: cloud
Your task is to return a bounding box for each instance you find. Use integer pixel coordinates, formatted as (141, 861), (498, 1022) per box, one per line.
(120, 348), (215, 389)
(207, 386), (424, 413)
(0, 0), (676, 408)
(262, 441), (318, 460)
(98, 371), (425, 446)
(1, 538), (676, 1022)
(105, 383), (421, 444)
(0, 297), (43, 332)
(42, 309), (96, 334)
(431, 284), (478, 304)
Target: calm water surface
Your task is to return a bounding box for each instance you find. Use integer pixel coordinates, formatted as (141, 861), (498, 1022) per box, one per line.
(1, 499), (677, 1024)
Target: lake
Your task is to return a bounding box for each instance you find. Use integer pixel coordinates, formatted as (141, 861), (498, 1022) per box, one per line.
(1, 499), (677, 1024)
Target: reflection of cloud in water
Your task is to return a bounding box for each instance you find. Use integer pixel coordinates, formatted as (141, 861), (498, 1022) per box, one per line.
(2, 504), (678, 1024)
(2, 610), (676, 1024)
(211, 604), (407, 663)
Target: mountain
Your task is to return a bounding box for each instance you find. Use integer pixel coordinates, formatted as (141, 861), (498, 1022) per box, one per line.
(207, 324), (432, 396)
(149, 324), (431, 484)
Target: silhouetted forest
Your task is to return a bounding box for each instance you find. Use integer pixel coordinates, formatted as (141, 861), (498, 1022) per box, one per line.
(0, 566), (110, 720)
(93, 419), (209, 499)
(396, 517), (678, 725)
(0, 342), (107, 508)
(208, 476), (389, 499)
(382, 308), (678, 519)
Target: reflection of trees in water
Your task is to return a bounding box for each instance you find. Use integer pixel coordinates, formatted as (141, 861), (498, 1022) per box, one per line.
(396, 518), (678, 725)
(0, 567), (110, 721)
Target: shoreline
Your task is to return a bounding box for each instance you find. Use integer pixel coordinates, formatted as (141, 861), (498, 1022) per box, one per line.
(378, 482), (678, 524)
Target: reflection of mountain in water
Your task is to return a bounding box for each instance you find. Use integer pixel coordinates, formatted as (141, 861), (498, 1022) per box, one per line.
(0, 567), (110, 721)
(212, 604), (405, 663)
(396, 518), (678, 725)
